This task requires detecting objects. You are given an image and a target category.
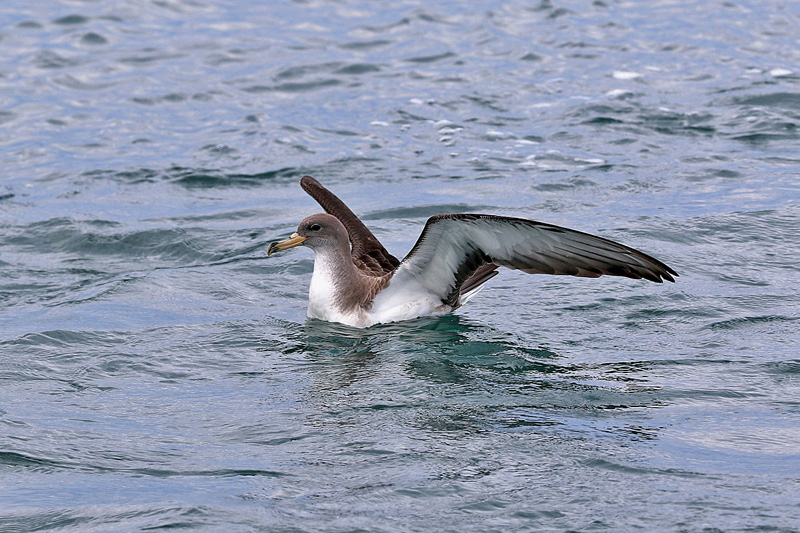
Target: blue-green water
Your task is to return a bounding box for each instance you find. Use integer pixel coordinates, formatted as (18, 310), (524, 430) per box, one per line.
(2, 0), (800, 531)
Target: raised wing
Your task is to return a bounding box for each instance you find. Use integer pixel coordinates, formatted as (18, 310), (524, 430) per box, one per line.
(397, 214), (677, 306)
(300, 175), (400, 275)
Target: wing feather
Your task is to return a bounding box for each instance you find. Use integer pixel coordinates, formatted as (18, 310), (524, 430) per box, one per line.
(397, 214), (677, 305)
(300, 175), (400, 275)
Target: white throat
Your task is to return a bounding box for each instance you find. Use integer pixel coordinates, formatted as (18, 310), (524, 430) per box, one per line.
(307, 252), (341, 321)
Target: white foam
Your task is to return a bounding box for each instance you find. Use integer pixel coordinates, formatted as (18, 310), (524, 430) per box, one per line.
(613, 71), (641, 80)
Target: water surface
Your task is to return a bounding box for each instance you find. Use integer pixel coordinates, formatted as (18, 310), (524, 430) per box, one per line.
(1, 0), (799, 531)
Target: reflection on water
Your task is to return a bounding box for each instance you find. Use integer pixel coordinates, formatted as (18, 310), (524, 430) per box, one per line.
(289, 313), (670, 447)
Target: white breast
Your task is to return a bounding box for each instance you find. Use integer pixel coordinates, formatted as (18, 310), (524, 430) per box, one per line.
(306, 256), (371, 327)
(307, 255), (340, 319)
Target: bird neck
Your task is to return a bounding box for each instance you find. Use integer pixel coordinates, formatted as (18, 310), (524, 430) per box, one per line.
(308, 245), (367, 316)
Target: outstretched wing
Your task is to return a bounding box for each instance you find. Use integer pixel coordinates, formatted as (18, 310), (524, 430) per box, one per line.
(300, 175), (400, 275)
(397, 214), (677, 306)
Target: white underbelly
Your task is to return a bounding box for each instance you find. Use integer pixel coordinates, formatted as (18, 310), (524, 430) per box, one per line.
(365, 276), (449, 325)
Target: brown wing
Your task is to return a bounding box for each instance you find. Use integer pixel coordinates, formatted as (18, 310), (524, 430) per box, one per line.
(300, 175), (400, 275)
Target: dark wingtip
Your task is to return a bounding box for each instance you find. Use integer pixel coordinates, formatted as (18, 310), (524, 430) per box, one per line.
(300, 175), (319, 191)
(658, 262), (678, 283)
(668, 267), (679, 280)
(645, 266), (676, 283)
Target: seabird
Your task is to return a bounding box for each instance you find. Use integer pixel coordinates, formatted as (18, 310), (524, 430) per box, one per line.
(268, 175), (677, 328)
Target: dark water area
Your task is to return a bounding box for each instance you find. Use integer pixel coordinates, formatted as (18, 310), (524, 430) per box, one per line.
(2, 0), (800, 531)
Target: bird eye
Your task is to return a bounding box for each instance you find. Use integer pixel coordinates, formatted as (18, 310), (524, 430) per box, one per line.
(308, 223), (322, 231)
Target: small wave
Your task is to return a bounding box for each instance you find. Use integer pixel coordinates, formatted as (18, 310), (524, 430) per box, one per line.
(167, 167), (303, 189)
(762, 360), (800, 375)
(405, 51), (456, 64)
(732, 92), (800, 110)
(52, 14), (90, 25)
(8, 218), (214, 263)
(243, 79), (342, 93)
(569, 102), (717, 137)
(9, 329), (127, 347)
(0, 450), (65, 469)
(705, 315), (798, 331)
(0, 505), (216, 532)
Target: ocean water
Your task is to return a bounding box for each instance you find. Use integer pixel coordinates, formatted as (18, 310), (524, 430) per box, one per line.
(2, 0), (799, 531)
